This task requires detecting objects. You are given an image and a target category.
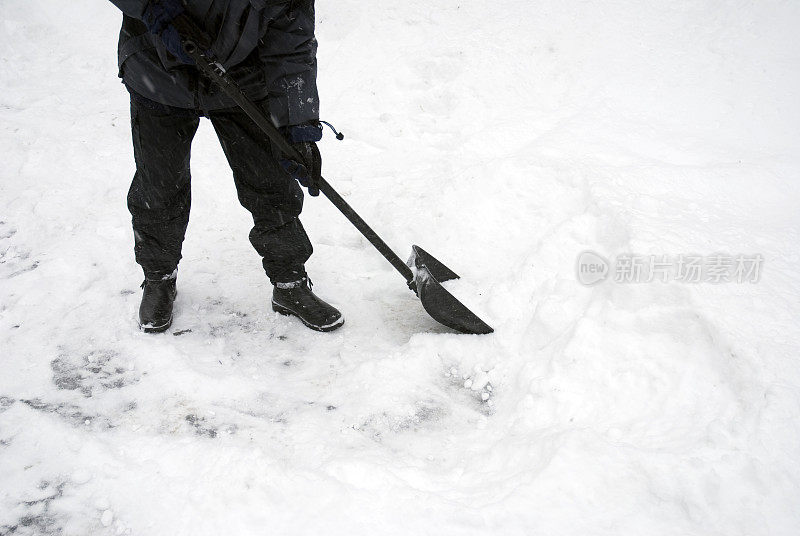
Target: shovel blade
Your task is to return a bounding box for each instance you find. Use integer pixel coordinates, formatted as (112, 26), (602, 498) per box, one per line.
(408, 245), (494, 335)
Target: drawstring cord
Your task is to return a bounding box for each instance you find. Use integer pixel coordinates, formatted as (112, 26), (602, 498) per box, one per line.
(319, 120), (344, 140)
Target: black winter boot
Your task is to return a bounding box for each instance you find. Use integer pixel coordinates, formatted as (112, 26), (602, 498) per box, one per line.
(272, 278), (344, 332)
(138, 274), (177, 333)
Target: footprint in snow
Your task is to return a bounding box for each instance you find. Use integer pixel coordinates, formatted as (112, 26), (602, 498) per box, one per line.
(50, 349), (138, 398)
(0, 479), (68, 536)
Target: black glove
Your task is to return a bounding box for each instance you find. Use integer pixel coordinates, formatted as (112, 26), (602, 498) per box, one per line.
(142, 0), (193, 64)
(280, 124), (324, 197)
(281, 143), (322, 197)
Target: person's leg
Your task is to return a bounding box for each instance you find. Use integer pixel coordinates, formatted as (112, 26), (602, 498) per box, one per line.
(127, 92), (200, 279)
(207, 104), (343, 331)
(207, 103), (312, 284)
(127, 91), (200, 332)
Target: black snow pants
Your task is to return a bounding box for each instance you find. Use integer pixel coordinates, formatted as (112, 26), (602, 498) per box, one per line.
(126, 91), (313, 284)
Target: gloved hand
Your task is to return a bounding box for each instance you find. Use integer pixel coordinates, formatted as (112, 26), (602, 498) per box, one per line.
(280, 124), (324, 197)
(142, 0), (193, 64)
(281, 143), (322, 197)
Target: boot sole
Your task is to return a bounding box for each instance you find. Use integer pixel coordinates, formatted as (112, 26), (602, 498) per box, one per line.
(272, 301), (344, 332)
(139, 315), (173, 334)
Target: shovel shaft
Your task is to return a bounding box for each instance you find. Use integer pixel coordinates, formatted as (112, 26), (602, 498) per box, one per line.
(316, 177), (415, 284)
(184, 40), (415, 285)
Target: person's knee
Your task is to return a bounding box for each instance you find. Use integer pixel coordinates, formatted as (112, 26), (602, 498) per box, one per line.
(128, 181), (191, 223)
(249, 217), (313, 261)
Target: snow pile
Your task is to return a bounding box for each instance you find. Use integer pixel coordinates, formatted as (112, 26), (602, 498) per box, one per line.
(1, 1), (800, 534)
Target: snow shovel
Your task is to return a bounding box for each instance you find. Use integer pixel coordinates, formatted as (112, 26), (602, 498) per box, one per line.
(182, 40), (494, 335)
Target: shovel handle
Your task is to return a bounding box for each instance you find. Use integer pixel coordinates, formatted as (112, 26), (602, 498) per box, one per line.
(183, 40), (416, 287)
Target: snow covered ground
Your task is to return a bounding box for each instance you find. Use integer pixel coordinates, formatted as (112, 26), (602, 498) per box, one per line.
(2, 0), (800, 534)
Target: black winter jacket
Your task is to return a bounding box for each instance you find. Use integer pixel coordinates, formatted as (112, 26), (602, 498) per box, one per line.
(108, 0), (319, 127)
